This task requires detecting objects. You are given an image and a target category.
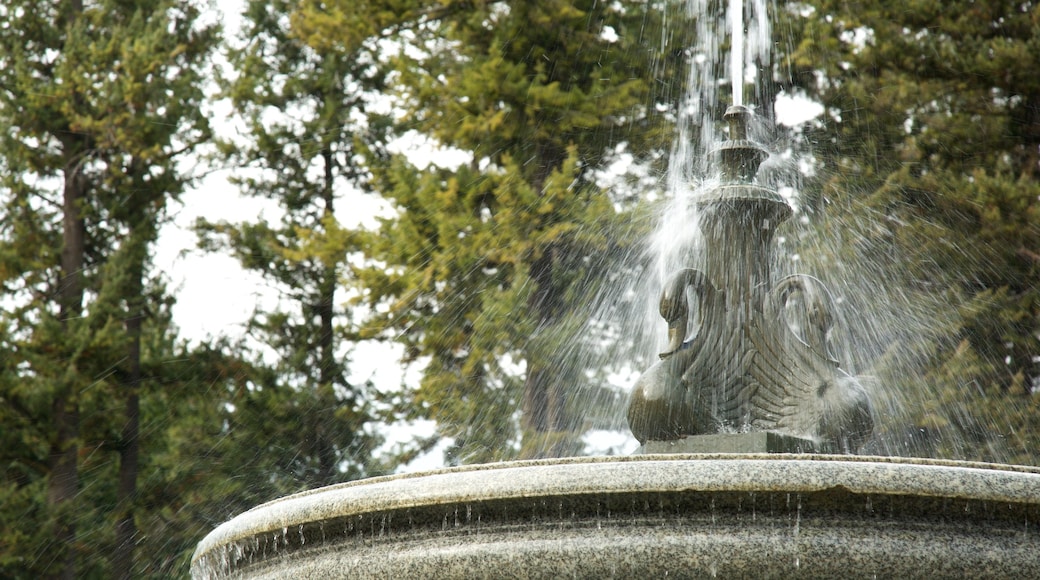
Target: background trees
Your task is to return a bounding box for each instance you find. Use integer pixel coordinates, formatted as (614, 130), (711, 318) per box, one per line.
(0, 0), (219, 576)
(0, 0), (1037, 576)
(195, 0), (391, 491)
(293, 0), (691, 461)
(783, 0), (1040, 460)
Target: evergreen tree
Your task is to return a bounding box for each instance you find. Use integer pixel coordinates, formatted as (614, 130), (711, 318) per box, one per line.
(195, 0), (391, 488)
(0, 0), (218, 575)
(783, 0), (1040, 462)
(293, 0), (692, 461)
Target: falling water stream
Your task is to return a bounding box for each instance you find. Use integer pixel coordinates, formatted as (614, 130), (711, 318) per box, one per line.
(653, 0), (776, 324)
(730, 0), (743, 107)
(571, 0), (1025, 462)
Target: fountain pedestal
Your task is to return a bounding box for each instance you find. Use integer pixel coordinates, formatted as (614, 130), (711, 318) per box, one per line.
(628, 105), (873, 452)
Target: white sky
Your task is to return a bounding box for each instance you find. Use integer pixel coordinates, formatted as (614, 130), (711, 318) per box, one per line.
(153, 2), (468, 351)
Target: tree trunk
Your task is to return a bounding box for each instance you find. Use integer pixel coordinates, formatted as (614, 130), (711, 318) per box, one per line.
(49, 141), (87, 580)
(316, 146), (338, 484)
(113, 159), (148, 579)
(113, 261), (143, 580)
(520, 248), (569, 457)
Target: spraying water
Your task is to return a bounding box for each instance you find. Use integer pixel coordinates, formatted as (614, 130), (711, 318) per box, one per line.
(565, 0), (1021, 462)
(656, 0), (775, 292)
(730, 0), (743, 107)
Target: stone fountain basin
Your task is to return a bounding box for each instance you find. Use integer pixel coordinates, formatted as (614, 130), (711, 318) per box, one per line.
(191, 454), (1040, 579)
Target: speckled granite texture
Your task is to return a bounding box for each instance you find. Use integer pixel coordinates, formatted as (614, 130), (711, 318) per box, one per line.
(642, 432), (818, 454)
(191, 455), (1040, 579)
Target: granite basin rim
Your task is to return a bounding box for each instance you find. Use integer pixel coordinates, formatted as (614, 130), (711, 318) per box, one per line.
(192, 453), (1040, 570)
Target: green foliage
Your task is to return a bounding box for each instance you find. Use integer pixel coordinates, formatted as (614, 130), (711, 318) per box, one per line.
(295, 0), (690, 461)
(0, 0), (222, 576)
(784, 0), (1040, 462)
(355, 149), (623, 461)
(129, 338), (326, 575)
(196, 0), (394, 488)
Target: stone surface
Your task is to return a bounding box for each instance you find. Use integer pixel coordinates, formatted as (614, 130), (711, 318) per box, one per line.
(192, 455), (1040, 579)
(642, 432), (817, 454)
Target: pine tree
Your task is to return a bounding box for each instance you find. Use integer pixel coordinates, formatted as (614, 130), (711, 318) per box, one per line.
(0, 0), (218, 575)
(293, 0), (692, 461)
(782, 1), (1040, 462)
(195, 0), (392, 488)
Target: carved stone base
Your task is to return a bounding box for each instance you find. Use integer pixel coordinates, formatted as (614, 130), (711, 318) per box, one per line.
(641, 432), (817, 454)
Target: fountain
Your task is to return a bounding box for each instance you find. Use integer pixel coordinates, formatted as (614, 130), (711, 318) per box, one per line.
(191, 2), (1040, 578)
(626, 103), (873, 454)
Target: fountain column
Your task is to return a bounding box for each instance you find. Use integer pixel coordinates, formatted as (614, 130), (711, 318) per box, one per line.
(628, 104), (873, 452)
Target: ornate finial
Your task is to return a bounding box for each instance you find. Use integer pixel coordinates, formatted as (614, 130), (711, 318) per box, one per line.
(717, 105), (768, 184)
